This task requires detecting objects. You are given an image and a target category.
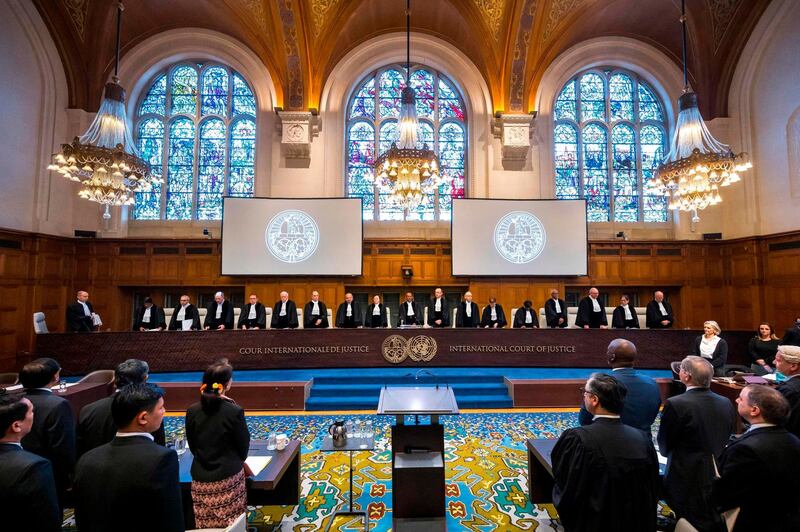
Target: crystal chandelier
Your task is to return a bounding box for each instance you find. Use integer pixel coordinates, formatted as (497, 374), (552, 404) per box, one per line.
(373, 0), (446, 211)
(48, 2), (158, 219)
(647, 0), (752, 223)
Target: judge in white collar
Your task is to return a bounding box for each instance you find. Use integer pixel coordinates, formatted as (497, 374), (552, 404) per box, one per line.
(303, 291), (329, 329)
(336, 292), (363, 328)
(270, 291), (299, 329)
(426, 288), (450, 328)
(611, 294), (640, 329)
(480, 297), (507, 328)
(575, 287), (608, 329)
(544, 288), (568, 328)
(66, 290), (96, 333)
(366, 295), (388, 328)
(238, 294), (267, 330)
(645, 290), (674, 329)
(133, 297), (166, 331)
(204, 291), (234, 331)
(513, 300), (539, 329)
(168, 294), (201, 331)
(456, 291), (480, 328)
(398, 292), (421, 326)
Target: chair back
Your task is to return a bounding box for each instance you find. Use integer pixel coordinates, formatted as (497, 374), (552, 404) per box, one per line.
(198, 308), (208, 320)
(33, 312), (49, 334)
(385, 307), (392, 328)
(296, 308), (304, 329)
(423, 306), (429, 326)
(451, 307), (458, 328)
(78, 370), (115, 386)
(164, 307), (174, 324)
(233, 307), (241, 329)
(635, 307), (647, 328)
(566, 307), (579, 327)
(327, 308), (333, 328)
(0, 372), (19, 385)
(538, 308), (547, 328)
(264, 307), (273, 329)
(510, 308), (517, 326)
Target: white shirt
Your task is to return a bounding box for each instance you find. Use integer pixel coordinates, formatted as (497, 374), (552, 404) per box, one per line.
(0, 442), (22, 448)
(592, 414), (621, 421)
(115, 431), (154, 441)
(525, 310), (532, 324)
(658, 301), (668, 315)
(490, 306), (497, 320)
(591, 297), (601, 312)
(279, 301), (287, 316)
(79, 300), (91, 316)
(215, 302), (222, 319)
(406, 303), (414, 316)
(177, 304), (187, 321)
(372, 304), (381, 315)
(553, 299), (561, 313)
(622, 304), (632, 320)
(746, 422), (776, 433)
(699, 335), (721, 358)
(435, 298), (441, 311)
(346, 303), (352, 317)
(311, 301), (320, 315)
(142, 307), (151, 323)
(248, 305), (257, 319)
(465, 303), (472, 317)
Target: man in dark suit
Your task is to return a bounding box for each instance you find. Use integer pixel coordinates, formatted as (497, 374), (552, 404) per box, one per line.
(335, 292), (363, 328)
(553, 373), (659, 532)
(133, 296), (166, 331)
(578, 339), (661, 436)
(775, 344), (800, 437)
(0, 392), (61, 532)
(658, 356), (737, 531)
(239, 293), (268, 329)
(303, 291), (329, 328)
(271, 291), (299, 329)
(645, 290), (674, 328)
(398, 291), (422, 326)
(74, 383), (184, 532)
(575, 287), (608, 329)
(168, 294), (202, 331)
(513, 300), (539, 328)
(204, 291), (234, 330)
(20, 358), (76, 508)
(77, 359), (165, 456)
(455, 291), (480, 328)
(480, 297), (508, 328)
(712, 385), (800, 531)
(66, 290), (95, 332)
(544, 288), (568, 328)
(781, 317), (800, 346)
(426, 287), (450, 328)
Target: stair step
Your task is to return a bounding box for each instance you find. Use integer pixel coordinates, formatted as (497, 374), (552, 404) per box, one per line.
(310, 382), (508, 397)
(305, 395), (514, 411)
(313, 375), (506, 385)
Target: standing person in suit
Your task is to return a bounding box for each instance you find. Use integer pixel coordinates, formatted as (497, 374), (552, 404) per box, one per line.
(691, 320), (728, 376)
(168, 294), (202, 331)
(185, 359), (250, 528)
(205, 291), (234, 330)
(336, 292), (363, 328)
(133, 296), (166, 331)
(775, 345), (800, 438)
(20, 358), (75, 509)
(66, 290), (95, 332)
(271, 291), (299, 329)
(366, 295), (388, 328)
(611, 294), (640, 329)
(544, 289), (567, 328)
(455, 291), (480, 328)
(0, 392), (61, 532)
(645, 290), (674, 329)
(74, 383), (183, 532)
(77, 359), (165, 457)
(658, 356), (737, 531)
(513, 300), (539, 328)
(426, 287), (450, 328)
(553, 374), (659, 532)
(575, 287), (608, 329)
(238, 294), (267, 330)
(712, 385), (800, 531)
(398, 291), (422, 326)
(303, 291), (329, 328)
(480, 297), (507, 328)
(578, 339), (661, 436)
(781, 317), (800, 346)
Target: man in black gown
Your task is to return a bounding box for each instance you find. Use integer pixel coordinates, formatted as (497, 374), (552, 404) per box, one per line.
(303, 291), (329, 328)
(513, 300), (538, 328)
(426, 287), (450, 328)
(775, 345), (800, 438)
(204, 291), (234, 330)
(398, 292), (421, 326)
(271, 291), (299, 329)
(575, 287), (607, 329)
(611, 294), (639, 329)
(455, 291), (480, 328)
(336, 292), (363, 328)
(645, 290), (674, 329)
(66, 290), (95, 333)
(480, 297), (507, 328)
(544, 289), (567, 328)
(238, 294), (267, 330)
(168, 294), (201, 331)
(133, 297), (166, 331)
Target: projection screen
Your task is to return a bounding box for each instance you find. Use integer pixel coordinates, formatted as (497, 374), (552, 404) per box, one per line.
(221, 197), (362, 275)
(451, 199), (587, 276)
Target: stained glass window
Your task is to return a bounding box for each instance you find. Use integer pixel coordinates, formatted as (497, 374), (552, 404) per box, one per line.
(553, 69), (668, 223)
(346, 65), (467, 221)
(133, 63), (257, 220)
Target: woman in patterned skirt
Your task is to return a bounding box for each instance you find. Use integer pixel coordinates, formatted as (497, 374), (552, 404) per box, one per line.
(185, 359), (251, 527)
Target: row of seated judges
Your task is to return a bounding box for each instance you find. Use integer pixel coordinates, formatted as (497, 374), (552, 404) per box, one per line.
(3, 344), (800, 531)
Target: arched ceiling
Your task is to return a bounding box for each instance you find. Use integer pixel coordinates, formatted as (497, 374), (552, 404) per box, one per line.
(33, 0), (772, 118)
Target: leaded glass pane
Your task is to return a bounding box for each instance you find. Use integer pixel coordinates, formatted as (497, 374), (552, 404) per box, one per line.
(410, 69), (435, 118)
(171, 66), (198, 115)
(378, 193), (404, 220)
(582, 124), (609, 221)
(379, 121), (398, 155)
(134, 119), (164, 219)
(348, 122), (375, 166)
(554, 124), (579, 198)
(579, 73), (606, 121)
(201, 67), (228, 117)
(196, 119), (226, 220)
(229, 119), (256, 198)
(232, 74), (256, 116)
(554, 80), (577, 121)
(139, 75), (166, 116)
(418, 121), (434, 149)
(379, 69), (405, 118)
(350, 77), (376, 120)
(166, 118), (195, 220)
(609, 74), (634, 121)
(612, 124), (638, 222)
(638, 84), (663, 122)
(438, 78), (465, 121)
(641, 125), (667, 222)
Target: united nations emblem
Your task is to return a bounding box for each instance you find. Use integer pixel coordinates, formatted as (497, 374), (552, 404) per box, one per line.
(493, 211), (546, 264)
(407, 335), (437, 362)
(265, 210), (319, 263)
(382, 335), (408, 363)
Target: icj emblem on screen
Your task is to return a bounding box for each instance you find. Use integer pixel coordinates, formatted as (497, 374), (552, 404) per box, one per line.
(493, 211), (546, 264)
(265, 210), (319, 263)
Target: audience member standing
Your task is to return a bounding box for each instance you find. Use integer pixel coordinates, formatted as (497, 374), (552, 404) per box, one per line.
(775, 344), (800, 437)
(748, 322), (781, 375)
(74, 383), (183, 532)
(692, 321), (728, 376)
(658, 356), (736, 531)
(185, 359), (251, 528)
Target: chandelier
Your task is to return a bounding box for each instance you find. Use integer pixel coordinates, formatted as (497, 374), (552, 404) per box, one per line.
(48, 2), (158, 219)
(373, 0), (446, 211)
(647, 0), (752, 223)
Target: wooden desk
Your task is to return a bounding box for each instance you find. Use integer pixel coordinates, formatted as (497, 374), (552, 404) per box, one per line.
(5, 381), (112, 420)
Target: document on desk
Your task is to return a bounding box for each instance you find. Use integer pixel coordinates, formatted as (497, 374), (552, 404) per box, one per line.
(245, 455), (272, 476)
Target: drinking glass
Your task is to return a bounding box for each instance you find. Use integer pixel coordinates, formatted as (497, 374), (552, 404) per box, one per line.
(58, 380), (67, 393)
(345, 420), (354, 438)
(175, 436), (187, 455)
(359, 420), (367, 439)
(267, 432), (277, 451)
(365, 419), (373, 439)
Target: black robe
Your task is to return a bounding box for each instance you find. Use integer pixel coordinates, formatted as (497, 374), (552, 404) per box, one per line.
(480, 304), (507, 328)
(544, 298), (568, 328)
(77, 394), (166, 457)
(66, 300), (95, 332)
(336, 301), (363, 328)
(513, 306), (538, 328)
(426, 297), (450, 327)
(238, 302), (267, 329)
(133, 305), (166, 330)
(204, 300), (234, 330)
(455, 302), (480, 328)
(575, 297), (607, 328)
(777, 376), (800, 438)
(611, 305), (639, 329)
(303, 301), (329, 328)
(270, 300), (299, 329)
(0, 443), (61, 532)
(366, 304), (388, 328)
(645, 299), (674, 328)
(168, 304), (201, 331)
(398, 301), (422, 326)
(782, 324), (800, 347)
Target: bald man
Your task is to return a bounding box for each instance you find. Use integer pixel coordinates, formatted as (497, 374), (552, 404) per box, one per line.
(455, 292), (480, 328)
(575, 287), (607, 329)
(271, 291), (299, 329)
(426, 288), (450, 328)
(645, 291), (674, 329)
(776, 345), (800, 438)
(66, 290), (95, 333)
(204, 291), (234, 330)
(335, 293), (363, 328)
(578, 339), (661, 435)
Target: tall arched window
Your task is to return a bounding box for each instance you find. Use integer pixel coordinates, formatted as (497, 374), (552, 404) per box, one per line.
(347, 65), (466, 221)
(553, 69), (668, 223)
(133, 63), (257, 220)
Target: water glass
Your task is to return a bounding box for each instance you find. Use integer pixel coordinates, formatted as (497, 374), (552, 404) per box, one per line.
(58, 380), (67, 393)
(345, 420), (354, 438)
(175, 436), (187, 455)
(365, 419), (373, 439)
(359, 420), (367, 439)
(267, 432), (277, 451)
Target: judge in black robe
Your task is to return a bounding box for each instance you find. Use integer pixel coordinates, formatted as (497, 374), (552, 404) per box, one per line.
(513, 300), (538, 328)
(204, 292), (234, 330)
(544, 290), (568, 328)
(303, 292), (329, 328)
(238, 295), (267, 329)
(480, 299), (507, 328)
(271, 292), (299, 329)
(133, 297), (166, 331)
(775, 346), (800, 438)
(455, 292), (480, 328)
(611, 295), (639, 329)
(782, 318), (800, 346)
(336, 294), (363, 328)
(398, 293), (422, 326)
(645, 291), (674, 328)
(575, 288), (607, 328)
(366, 296), (388, 328)
(168, 296), (201, 331)
(426, 288), (450, 328)
(66, 290), (95, 332)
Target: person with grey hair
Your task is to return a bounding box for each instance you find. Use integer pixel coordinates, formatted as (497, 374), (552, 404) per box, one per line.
(204, 291), (234, 330)
(691, 320), (728, 375)
(775, 344), (800, 437)
(271, 291), (299, 329)
(168, 294), (201, 331)
(657, 356), (736, 531)
(575, 287), (608, 329)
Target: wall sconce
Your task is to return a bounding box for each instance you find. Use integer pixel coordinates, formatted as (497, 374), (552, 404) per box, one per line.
(401, 265), (413, 279)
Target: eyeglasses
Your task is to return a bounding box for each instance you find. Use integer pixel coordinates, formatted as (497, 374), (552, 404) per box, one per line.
(580, 387), (596, 397)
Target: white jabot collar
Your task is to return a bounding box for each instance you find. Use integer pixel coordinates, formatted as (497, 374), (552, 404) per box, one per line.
(435, 298), (441, 311)
(346, 303), (352, 316)
(525, 310), (532, 323)
(248, 304), (257, 319)
(591, 297), (601, 312)
(465, 303), (472, 317)
(553, 299), (561, 313)
(623, 305), (632, 320)
(406, 302), (414, 316)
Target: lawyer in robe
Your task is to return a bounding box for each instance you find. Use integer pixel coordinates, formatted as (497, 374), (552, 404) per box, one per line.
(398, 292), (422, 326)
(480, 298), (507, 328)
(168, 295), (201, 331)
(133, 297), (166, 331)
(366, 295), (388, 328)
(204, 291), (234, 330)
(611, 294), (639, 329)
(66, 290), (95, 332)
(426, 287), (450, 328)
(303, 291), (329, 328)
(238, 294), (267, 330)
(270, 291), (299, 329)
(544, 289), (568, 328)
(455, 291), (480, 328)
(575, 287), (608, 329)
(513, 300), (538, 328)
(336, 293), (363, 328)
(645, 290), (674, 328)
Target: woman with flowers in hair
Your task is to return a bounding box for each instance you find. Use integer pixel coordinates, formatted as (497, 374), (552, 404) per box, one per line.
(185, 358), (251, 527)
